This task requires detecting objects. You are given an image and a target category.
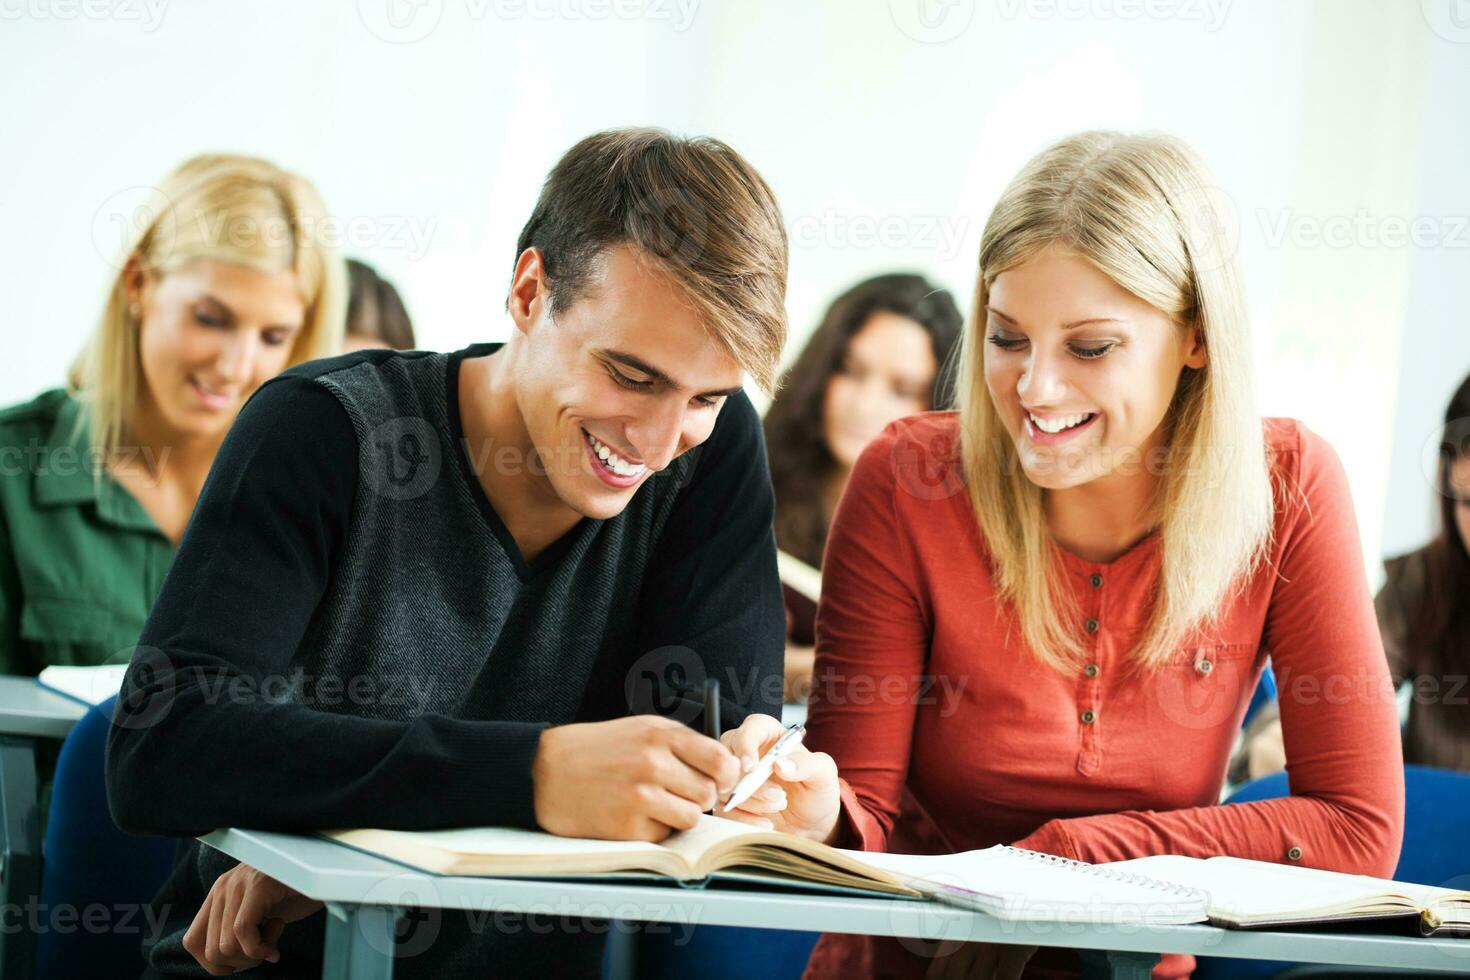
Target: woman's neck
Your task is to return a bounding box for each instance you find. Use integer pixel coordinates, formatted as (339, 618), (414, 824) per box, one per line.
(119, 398), (223, 502)
(1044, 467), (1162, 564)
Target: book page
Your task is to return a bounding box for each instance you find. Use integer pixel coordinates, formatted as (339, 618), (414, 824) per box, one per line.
(329, 825), (684, 877)
(660, 816), (914, 893)
(658, 814), (788, 873)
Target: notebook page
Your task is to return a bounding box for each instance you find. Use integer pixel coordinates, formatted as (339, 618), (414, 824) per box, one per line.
(1105, 855), (1428, 921)
(851, 847), (1208, 923)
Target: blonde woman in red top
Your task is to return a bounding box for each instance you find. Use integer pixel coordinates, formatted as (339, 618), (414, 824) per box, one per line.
(720, 131), (1404, 979)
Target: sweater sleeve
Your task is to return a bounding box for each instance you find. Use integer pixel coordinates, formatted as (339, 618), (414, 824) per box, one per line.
(803, 425), (929, 851)
(1014, 425), (1404, 878)
(107, 374), (547, 838)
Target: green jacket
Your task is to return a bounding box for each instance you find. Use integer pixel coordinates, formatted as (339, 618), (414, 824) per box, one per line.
(0, 388), (173, 676)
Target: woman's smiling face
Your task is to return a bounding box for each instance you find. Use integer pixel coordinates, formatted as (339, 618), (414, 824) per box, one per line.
(983, 246), (1206, 491)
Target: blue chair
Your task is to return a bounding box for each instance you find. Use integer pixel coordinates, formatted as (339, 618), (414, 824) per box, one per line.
(627, 921), (819, 980)
(1243, 663), (1277, 728)
(35, 695), (176, 979)
(1195, 764), (1470, 979)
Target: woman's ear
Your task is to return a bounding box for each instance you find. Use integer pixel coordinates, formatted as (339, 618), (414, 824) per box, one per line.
(122, 253), (147, 311)
(1182, 324), (1207, 370)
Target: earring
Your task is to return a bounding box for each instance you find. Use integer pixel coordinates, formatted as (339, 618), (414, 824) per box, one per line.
(129, 302), (141, 317)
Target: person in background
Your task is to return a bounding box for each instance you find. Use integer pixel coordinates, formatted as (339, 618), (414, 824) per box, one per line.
(343, 258), (416, 352)
(763, 274), (962, 702)
(0, 153), (345, 678)
(1236, 370), (1470, 780)
(721, 131), (1404, 979)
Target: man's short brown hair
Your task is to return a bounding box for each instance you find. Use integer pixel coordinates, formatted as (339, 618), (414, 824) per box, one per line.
(514, 128), (788, 393)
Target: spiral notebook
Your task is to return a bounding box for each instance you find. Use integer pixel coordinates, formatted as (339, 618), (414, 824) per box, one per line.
(327, 815), (1207, 925)
(1104, 855), (1470, 936)
(860, 846), (1208, 924)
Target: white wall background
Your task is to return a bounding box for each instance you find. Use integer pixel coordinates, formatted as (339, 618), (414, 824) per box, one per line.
(1, 0), (1466, 574)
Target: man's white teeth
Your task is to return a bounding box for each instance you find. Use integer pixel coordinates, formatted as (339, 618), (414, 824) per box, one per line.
(1030, 412), (1093, 434)
(587, 432), (646, 478)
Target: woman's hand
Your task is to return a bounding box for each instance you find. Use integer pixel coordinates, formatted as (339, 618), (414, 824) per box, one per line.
(925, 941), (1037, 979)
(719, 713), (842, 843)
(182, 862), (324, 975)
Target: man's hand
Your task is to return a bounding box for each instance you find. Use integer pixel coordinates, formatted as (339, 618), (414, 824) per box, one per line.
(182, 863), (324, 975)
(533, 714), (741, 841)
(719, 713), (841, 843)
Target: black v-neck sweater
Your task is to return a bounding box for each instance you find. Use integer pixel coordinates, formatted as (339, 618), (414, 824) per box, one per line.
(108, 343), (785, 978)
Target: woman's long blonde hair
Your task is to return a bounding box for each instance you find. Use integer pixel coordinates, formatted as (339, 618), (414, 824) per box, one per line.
(69, 153), (347, 465)
(958, 131), (1275, 672)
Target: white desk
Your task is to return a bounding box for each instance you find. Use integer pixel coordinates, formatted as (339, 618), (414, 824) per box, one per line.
(200, 825), (1470, 979)
(0, 675), (89, 739)
(0, 676), (89, 978)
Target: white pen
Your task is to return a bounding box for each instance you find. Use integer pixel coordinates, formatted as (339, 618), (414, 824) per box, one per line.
(721, 724), (806, 813)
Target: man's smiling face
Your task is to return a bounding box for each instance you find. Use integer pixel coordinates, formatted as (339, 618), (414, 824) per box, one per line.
(514, 244), (745, 520)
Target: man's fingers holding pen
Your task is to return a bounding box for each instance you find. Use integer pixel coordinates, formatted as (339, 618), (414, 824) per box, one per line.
(667, 725), (740, 797)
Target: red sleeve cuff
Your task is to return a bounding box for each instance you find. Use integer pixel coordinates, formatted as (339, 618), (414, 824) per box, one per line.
(834, 777), (888, 852)
(1011, 818), (1082, 861)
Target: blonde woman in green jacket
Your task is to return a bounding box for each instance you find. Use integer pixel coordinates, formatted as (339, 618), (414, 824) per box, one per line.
(0, 154), (346, 678)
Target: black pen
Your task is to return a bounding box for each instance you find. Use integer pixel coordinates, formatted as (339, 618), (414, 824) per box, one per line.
(703, 677), (720, 741)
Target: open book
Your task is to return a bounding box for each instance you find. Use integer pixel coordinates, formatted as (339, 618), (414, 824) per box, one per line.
(330, 814), (919, 898)
(326, 816), (1207, 924)
(1106, 855), (1470, 937)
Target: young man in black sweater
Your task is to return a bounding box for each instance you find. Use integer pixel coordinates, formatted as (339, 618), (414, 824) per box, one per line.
(107, 128), (792, 978)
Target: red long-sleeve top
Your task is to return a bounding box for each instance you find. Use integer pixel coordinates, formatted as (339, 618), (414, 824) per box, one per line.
(803, 413), (1404, 979)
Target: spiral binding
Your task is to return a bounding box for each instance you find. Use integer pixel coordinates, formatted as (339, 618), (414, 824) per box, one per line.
(1000, 846), (1209, 901)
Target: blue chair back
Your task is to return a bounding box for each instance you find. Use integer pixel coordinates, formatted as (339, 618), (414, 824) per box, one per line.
(1243, 664), (1277, 728)
(35, 695), (176, 979)
(627, 923), (818, 980)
